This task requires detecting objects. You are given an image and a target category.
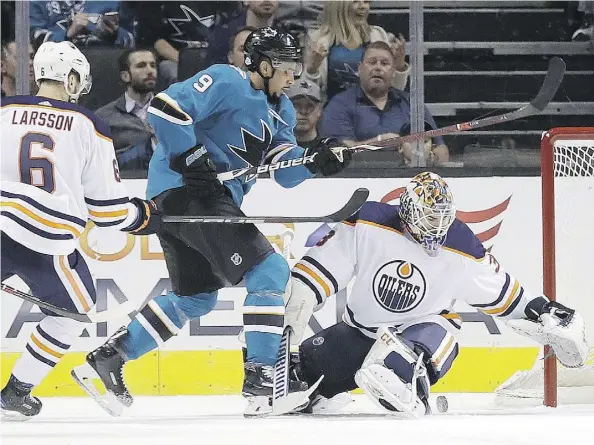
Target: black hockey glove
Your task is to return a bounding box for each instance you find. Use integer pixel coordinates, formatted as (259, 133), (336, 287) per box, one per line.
(305, 137), (352, 177)
(524, 296), (575, 325)
(170, 144), (226, 199)
(122, 198), (162, 236)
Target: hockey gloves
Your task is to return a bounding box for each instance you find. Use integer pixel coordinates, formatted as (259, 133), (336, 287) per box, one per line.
(507, 297), (589, 368)
(123, 198), (162, 235)
(170, 144), (226, 199)
(305, 138), (352, 177)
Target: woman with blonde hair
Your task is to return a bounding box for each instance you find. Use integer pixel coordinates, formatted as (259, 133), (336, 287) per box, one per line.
(304, 0), (409, 100)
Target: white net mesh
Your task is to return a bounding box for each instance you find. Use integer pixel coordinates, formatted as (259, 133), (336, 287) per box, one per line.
(496, 131), (594, 405)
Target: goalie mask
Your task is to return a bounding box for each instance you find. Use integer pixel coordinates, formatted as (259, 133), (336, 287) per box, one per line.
(399, 172), (456, 254)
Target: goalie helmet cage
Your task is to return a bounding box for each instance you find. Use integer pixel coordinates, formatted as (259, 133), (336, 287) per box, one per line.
(495, 127), (594, 407)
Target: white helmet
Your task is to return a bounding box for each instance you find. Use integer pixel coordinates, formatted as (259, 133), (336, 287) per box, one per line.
(33, 41), (92, 102)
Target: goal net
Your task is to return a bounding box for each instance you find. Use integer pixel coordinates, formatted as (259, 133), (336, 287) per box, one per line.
(495, 127), (594, 406)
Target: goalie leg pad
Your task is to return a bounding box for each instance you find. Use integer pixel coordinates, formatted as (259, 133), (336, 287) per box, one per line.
(355, 326), (430, 417)
(400, 315), (460, 384)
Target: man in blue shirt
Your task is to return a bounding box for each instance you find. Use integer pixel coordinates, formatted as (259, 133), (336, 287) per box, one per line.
(320, 41), (449, 166)
(78, 28), (351, 417)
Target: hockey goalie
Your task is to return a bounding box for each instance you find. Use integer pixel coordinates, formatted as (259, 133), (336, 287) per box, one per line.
(283, 172), (589, 417)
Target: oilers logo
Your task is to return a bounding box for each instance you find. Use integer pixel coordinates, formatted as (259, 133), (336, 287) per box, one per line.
(372, 260), (426, 313)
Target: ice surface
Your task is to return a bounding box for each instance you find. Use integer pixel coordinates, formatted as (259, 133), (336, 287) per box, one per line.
(2, 394), (593, 445)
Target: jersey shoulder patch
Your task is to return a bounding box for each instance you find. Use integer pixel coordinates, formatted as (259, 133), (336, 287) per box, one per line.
(346, 201), (403, 232)
(443, 219), (486, 260)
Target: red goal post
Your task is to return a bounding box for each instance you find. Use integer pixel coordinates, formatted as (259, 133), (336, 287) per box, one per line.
(541, 127), (594, 407)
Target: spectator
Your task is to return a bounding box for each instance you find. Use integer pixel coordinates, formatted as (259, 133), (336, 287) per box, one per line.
(286, 79), (324, 149)
(304, 0), (409, 101)
(573, 1), (594, 41)
(399, 122), (449, 168)
(276, 1), (325, 47)
(96, 49), (158, 170)
(1, 41), (35, 98)
(228, 26), (258, 70)
(133, 2), (241, 88)
(29, 1), (134, 49)
(206, 1), (278, 66)
(1, 2), (15, 43)
(320, 42), (448, 165)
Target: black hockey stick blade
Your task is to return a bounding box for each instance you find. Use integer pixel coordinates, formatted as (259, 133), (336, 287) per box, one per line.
(530, 57), (565, 112)
(1, 283), (136, 323)
(162, 188), (369, 224)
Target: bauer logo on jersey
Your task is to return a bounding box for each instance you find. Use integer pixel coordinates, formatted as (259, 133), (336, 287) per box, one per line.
(372, 260), (426, 313)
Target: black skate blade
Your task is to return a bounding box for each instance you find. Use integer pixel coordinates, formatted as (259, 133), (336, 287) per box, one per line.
(71, 363), (124, 417)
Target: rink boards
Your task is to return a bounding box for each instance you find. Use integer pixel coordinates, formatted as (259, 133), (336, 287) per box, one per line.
(2, 176), (591, 397)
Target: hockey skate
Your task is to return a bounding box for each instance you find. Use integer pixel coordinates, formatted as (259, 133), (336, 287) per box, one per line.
(242, 362), (313, 417)
(0, 375), (42, 421)
(71, 328), (132, 417)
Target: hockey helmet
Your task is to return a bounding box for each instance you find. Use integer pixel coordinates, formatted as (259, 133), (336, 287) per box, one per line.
(244, 28), (303, 77)
(34, 41), (92, 102)
(399, 172), (456, 253)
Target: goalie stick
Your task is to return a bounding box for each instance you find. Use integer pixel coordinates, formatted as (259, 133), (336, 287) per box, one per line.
(217, 56), (566, 182)
(162, 187), (369, 224)
(1, 283), (137, 323)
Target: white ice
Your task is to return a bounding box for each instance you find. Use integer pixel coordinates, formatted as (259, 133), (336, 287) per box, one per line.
(2, 394), (593, 445)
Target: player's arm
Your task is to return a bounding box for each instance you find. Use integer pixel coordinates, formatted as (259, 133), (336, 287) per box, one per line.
(285, 217), (358, 344)
(462, 250), (588, 368)
(82, 122), (160, 236)
(148, 66), (231, 198)
(29, 1), (67, 44)
(263, 99), (352, 188)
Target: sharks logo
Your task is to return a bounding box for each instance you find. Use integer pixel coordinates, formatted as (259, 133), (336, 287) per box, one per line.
(167, 5), (214, 48)
(227, 120), (273, 182)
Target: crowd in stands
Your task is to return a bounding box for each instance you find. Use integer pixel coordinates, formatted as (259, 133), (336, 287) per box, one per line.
(1, 1), (592, 171)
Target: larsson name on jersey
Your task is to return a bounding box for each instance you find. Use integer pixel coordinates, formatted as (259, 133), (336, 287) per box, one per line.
(10, 109), (74, 131)
(372, 260), (427, 313)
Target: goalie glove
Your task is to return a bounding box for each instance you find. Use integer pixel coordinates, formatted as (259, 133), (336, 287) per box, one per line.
(507, 297), (589, 368)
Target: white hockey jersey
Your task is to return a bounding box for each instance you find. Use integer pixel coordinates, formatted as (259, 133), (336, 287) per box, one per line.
(292, 201), (535, 338)
(1, 96), (137, 255)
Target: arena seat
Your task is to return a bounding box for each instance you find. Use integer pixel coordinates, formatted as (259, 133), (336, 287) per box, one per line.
(178, 47), (209, 82)
(78, 47), (127, 111)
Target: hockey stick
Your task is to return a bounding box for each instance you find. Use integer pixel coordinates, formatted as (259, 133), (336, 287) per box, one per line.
(271, 327), (323, 416)
(217, 56), (566, 182)
(162, 187), (369, 224)
(1, 283), (137, 323)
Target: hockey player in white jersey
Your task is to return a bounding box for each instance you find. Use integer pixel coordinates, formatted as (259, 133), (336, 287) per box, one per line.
(0, 41), (161, 419)
(284, 172), (588, 417)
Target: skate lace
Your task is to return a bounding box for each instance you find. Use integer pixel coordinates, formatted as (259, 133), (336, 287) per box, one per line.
(262, 366), (274, 381)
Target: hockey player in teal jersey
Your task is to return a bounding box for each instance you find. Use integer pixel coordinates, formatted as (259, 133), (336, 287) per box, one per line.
(75, 28), (352, 415)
